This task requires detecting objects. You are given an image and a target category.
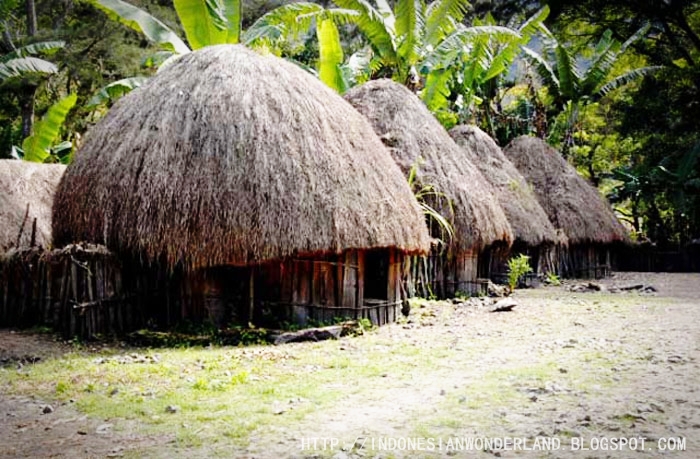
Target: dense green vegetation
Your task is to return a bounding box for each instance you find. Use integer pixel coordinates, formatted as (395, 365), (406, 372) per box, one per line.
(1, 0), (698, 248)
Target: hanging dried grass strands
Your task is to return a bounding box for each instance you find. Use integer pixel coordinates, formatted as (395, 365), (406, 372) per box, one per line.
(51, 45), (431, 329)
(449, 125), (560, 279)
(0, 159), (65, 252)
(503, 136), (629, 278)
(345, 80), (513, 297)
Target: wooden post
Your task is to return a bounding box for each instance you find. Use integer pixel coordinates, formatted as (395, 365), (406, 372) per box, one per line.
(248, 268), (255, 326)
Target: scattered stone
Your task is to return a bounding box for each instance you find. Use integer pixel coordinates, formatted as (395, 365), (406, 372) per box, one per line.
(77, 430), (87, 435)
(165, 405), (180, 414)
(273, 407), (286, 415)
(96, 423), (113, 434)
(559, 368), (568, 374)
(487, 281), (508, 297)
(636, 404), (653, 414)
(667, 355), (685, 364)
(569, 282), (608, 293)
(490, 298), (518, 312)
(650, 402), (665, 413)
(41, 405), (54, 414)
(271, 322), (358, 345)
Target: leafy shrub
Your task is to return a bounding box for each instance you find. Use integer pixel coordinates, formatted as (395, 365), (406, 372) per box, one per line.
(507, 254), (533, 292)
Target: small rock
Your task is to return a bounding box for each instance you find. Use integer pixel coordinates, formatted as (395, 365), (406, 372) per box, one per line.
(490, 298), (517, 312)
(96, 423), (113, 434)
(650, 402), (665, 413)
(637, 404), (653, 414)
(487, 281), (508, 297)
(77, 430), (87, 435)
(667, 355), (684, 364)
(439, 389), (446, 396)
(273, 407), (286, 415)
(41, 405), (54, 414)
(559, 368), (568, 374)
(165, 405), (180, 414)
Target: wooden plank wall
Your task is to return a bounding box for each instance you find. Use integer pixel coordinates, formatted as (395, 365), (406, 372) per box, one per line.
(407, 248), (487, 299)
(0, 245), (141, 338)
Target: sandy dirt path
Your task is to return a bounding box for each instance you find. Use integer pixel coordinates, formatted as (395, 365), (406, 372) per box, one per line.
(1, 272), (699, 458)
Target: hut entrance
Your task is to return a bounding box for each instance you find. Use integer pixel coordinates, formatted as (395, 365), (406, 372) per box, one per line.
(364, 249), (389, 301)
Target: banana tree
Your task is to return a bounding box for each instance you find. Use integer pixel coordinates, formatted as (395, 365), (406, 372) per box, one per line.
(0, 40), (65, 137)
(522, 25), (660, 155)
(421, 7), (549, 127)
(12, 93), (78, 163)
(85, 0), (241, 105)
(244, 2), (359, 93)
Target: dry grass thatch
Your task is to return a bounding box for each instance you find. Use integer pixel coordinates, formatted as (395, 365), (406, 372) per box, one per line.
(503, 136), (629, 245)
(449, 125), (559, 246)
(344, 79), (513, 252)
(0, 160), (65, 252)
(52, 45), (430, 271)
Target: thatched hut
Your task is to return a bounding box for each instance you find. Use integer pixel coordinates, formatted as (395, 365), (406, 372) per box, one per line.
(344, 80), (513, 297)
(52, 45), (430, 329)
(503, 136), (629, 278)
(0, 159), (65, 252)
(448, 125), (560, 280)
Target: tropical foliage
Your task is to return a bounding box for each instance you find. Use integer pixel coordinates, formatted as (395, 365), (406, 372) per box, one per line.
(0, 0), (698, 248)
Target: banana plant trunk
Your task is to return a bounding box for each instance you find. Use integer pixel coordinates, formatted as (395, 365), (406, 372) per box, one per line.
(20, 84), (37, 138)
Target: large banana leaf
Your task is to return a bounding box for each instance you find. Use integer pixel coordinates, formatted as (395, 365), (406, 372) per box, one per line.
(421, 68), (451, 111)
(597, 66), (661, 96)
(554, 44), (578, 99)
(222, 0), (242, 44)
(173, 0), (240, 49)
(87, 0), (190, 54)
(243, 3), (325, 44)
(317, 18), (347, 93)
(395, 0), (424, 65)
(22, 93), (77, 163)
(0, 56), (58, 82)
(521, 46), (560, 94)
(424, 0), (469, 47)
(517, 6), (549, 41)
(333, 0), (397, 63)
(87, 76), (149, 107)
(0, 41), (65, 62)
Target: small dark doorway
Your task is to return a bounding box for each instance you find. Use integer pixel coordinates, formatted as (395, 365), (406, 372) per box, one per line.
(364, 249), (389, 300)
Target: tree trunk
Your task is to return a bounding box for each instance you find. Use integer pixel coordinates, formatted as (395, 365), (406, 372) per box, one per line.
(21, 85), (37, 138)
(26, 0), (37, 37)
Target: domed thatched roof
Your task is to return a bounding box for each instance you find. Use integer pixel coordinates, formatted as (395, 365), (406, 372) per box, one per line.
(449, 125), (559, 246)
(503, 136), (629, 245)
(52, 45), (430, 271)
(0, 160), (65, 252)
(344, 79), (513, 252)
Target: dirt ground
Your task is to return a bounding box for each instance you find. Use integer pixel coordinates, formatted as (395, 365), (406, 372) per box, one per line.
(1, 271), (699, 458)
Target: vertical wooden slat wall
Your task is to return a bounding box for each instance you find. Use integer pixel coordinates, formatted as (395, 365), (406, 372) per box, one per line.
(0, 245), (139, 338)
